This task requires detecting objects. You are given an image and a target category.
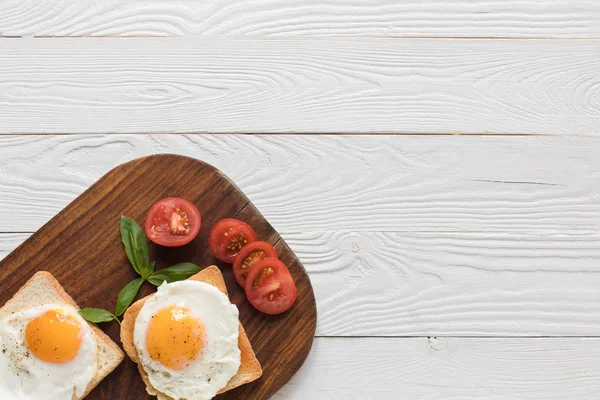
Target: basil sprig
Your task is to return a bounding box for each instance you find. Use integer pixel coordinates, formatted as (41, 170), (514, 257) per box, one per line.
(79, 216), (201, 325)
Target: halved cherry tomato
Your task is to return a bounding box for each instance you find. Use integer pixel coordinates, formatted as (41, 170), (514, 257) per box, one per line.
(209, 218), (258, 263)
(245, 258), (297, 315)
(145, 197), (201, 247)
(233, 241), (278, 287)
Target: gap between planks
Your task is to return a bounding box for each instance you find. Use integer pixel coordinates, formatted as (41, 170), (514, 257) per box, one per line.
(317, 335), (600, 339)
(3, 36), (600, 40)
(0, 132), (549, 137)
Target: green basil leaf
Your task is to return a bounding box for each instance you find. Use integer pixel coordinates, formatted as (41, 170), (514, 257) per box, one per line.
(148, 263), (202, 286)
(120, 216), (151, 277)
(115, 278), (143, 316)
(78, 308), (116, 324)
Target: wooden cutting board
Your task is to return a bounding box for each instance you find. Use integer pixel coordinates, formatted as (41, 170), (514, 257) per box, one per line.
(0, 154), (317, 399)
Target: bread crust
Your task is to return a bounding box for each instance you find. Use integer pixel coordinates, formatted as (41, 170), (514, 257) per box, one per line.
(0, 271), (125, 399)
(120, 266), (262, 399)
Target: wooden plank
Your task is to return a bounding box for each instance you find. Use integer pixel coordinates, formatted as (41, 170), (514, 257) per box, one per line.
(3, 230), (600, 336)
(0, 155), (317, 399)
(0, 134), (599, 233)
(1, 1), (599, 38)
(274, 337), (600, 399)
(1, 39), (599, 135)
(290, 231), (600, 336)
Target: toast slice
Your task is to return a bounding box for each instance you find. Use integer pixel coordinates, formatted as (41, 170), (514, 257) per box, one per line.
(121, 266), (262, 399)
(0, 271), (125, 399)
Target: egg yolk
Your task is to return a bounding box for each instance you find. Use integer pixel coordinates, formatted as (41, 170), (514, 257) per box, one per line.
(25, 309), (83, 364)
(146, 306), (205, 370)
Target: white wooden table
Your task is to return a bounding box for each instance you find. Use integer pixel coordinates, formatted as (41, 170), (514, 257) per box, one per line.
(2, 2), (600, 398)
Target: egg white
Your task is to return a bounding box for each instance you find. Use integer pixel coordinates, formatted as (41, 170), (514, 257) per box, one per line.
(134, 280), (241, 400)
(0, 304), (97, 400)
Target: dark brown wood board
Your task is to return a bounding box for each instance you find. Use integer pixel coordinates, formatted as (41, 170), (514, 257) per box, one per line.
(0, 154), (317, 399)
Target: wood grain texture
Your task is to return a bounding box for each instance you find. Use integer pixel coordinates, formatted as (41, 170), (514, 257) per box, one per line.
(1, 134), (599, 233)
(0, 155), (317, 399)
(3, 229), (600, 336)
(290, 231), (600, 336)
(1, 0), (599, 38)
(274, 337), (600, 400)
(1, 39), (600, 135)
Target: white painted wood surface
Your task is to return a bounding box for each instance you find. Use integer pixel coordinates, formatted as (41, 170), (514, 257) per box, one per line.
(1, 134), (599, 233)
(1, 39), (600, 135)
(2, 2), (600, 396)
(273, 337), (600, 400)
(1, 0), (599, 38)
(0, 233), (27, 260)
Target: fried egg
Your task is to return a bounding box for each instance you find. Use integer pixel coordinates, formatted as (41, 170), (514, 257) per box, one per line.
(134, 280), (241, 400)
(0, 304), (97, 400)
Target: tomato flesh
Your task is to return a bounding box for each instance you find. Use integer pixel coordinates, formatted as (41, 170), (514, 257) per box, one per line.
(245, 258), (297, 315)
(209, 219), (258, 263)
(145, 198), (201, 247)
(233, 241), (278, 287)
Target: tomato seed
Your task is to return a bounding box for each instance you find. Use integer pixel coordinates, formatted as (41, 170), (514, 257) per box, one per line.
(226, 234), (247, 251)
(241, 250), (266, 269)
(253, 267), (274, 288)
(169, 208), (190, 236)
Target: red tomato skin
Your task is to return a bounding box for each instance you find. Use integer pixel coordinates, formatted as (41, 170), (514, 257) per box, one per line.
(244, 258), (297, 315)
(209, 218), (258, 263)
(233, 241), (278, 287)
(145, 197), (201, 247)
